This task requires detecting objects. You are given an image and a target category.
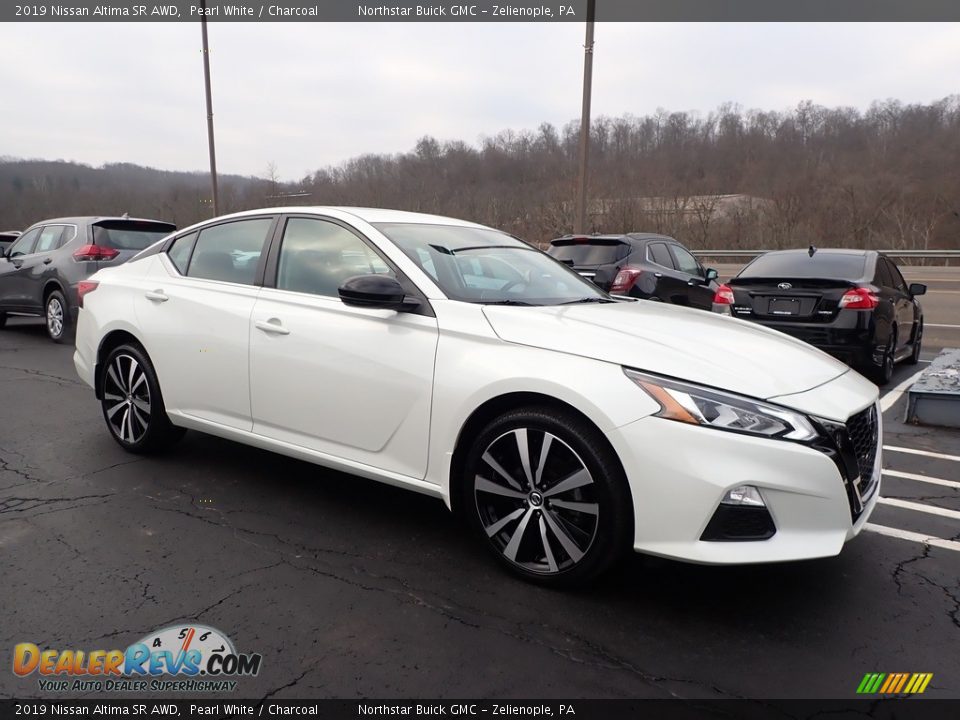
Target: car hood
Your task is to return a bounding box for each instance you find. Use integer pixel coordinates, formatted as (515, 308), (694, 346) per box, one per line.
(482, 300), (850, 400)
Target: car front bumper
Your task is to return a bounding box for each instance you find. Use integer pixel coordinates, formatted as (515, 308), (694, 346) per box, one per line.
(606, 401), (881, 565)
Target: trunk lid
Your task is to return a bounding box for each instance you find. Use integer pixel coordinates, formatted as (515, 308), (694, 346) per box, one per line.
(727, 277), (857, 323)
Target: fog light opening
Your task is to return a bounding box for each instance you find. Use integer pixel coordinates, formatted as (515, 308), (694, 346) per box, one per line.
(720, 485), (766, 507)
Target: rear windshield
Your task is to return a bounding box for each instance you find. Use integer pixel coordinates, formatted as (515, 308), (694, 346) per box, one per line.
(93, 221), (175, 251)
(548, 239), (627, 266)
(739, 252), (866, 280)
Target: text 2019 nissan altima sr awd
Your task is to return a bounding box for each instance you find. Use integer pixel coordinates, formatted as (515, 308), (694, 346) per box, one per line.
(73, 208), (881, 586)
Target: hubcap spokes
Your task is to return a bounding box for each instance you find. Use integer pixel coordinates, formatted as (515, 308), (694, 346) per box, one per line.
(474, 428), (599, 574)
(104, 354), (151, 444)
(47, 299), (63, 337)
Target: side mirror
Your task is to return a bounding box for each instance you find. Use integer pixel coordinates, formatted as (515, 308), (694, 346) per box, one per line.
(339, 274), (411, 311)
(704, 268), (719, 282)
(909, 283), (927, 297)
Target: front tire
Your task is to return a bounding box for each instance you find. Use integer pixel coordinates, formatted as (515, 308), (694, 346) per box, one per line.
(45, 290), (72, 344)
(460, 406), (632, 587)
(100, 343), (184, 454)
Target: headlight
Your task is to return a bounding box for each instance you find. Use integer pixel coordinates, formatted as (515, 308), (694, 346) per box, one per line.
(624, 368), (818, 442)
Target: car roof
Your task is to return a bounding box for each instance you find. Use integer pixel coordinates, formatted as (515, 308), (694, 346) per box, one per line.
(24, 216), (175, 228)
(761, 248), (874, 257)
(552, 232), (676, 243)
(198, 206), (488, 229)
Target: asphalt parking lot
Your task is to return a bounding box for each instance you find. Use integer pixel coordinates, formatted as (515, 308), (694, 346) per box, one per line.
(1, 270), (958, 702)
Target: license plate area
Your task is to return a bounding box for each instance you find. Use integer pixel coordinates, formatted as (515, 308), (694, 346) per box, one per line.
(768, 297), (801, 316)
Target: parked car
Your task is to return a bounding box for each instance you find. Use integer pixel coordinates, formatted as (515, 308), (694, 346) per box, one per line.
(546, 233), (720, 310)
(712, 249), (925, 384)
(0, 231), (21, 255)
(0, 216), (175, 342)
(75, 208), (880, 586)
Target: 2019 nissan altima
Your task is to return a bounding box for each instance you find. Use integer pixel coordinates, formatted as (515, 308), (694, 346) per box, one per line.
(547, 233), (720, 310)
(74, 208), (881, 586)
(712, 249), (925, 384)
(0, 216), (176, 342)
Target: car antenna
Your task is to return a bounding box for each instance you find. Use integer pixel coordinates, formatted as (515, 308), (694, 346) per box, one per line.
(808, 245), (817, 257)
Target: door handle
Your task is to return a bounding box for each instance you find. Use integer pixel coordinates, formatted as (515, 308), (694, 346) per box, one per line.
(654, 272), (663, 278)
(145, 290), (169, 302)
(255, 319), (290, 335)
(42, 257), (53, 265)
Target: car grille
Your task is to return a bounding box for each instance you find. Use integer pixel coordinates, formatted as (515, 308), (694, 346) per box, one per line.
(846, 404), (879, 499)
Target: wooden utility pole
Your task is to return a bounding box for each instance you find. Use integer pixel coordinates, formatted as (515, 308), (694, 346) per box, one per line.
(574, 0), (596, 234)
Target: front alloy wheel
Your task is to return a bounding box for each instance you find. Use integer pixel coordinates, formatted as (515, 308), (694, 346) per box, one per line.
(100, 343), (184, 453)
(463, 407), (631, 586)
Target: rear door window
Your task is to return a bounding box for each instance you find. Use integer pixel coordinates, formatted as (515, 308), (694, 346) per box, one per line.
(872, 258), (892, 288)
(187, 219), (273, 285)
(885, 258), (909, 293)
(648, 243), (674, 268)
(35, 225), (68, 253)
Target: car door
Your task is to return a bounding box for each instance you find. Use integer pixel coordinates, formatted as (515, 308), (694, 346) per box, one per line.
(884, 258), (916, 351)
(669, 244), (714, 310)
(644, 242), (681, 301)
(134, 216), (276, 431)
(249, 215), (439, 479)
(24, 224), (74, 307)
(0, 228), (41, 310)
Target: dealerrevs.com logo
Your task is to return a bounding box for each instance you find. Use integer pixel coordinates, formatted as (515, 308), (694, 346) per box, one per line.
(13, 624), (262, 693)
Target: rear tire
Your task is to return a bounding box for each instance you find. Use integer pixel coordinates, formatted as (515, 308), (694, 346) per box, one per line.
(459, 406), (632, 587)
(45, 290), (72, 344)
(870, 330), (896, 385)
(99, 343), (184, 454)
(906, 320), (923, 365)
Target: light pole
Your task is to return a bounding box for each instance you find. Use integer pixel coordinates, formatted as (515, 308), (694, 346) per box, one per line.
(574, 0), (596, 234)
(200, 0), (220, 216)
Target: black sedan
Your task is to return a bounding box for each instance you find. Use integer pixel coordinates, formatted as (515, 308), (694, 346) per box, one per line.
(546, 233), (719, 310)
(713, 248), (925, 384)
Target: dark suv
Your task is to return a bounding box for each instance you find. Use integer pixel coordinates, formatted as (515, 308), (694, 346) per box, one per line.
(713, 249), (925, 384)
(0, 217), (175, 343)
(547, 233), (719, 310)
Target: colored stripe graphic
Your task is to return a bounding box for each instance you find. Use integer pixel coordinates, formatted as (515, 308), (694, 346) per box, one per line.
(858, 672), (933, 694)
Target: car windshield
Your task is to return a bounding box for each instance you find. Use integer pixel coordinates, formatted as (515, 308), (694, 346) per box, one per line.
(375, 223), (609, 305)
(739, 252), (866, 280)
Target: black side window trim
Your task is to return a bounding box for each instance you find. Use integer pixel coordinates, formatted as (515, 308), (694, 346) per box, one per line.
(262, 214), (435, 318)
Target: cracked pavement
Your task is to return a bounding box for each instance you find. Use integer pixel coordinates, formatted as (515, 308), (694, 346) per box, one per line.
(1, 317), (957, 701)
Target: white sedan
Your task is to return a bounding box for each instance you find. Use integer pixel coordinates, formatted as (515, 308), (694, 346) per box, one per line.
(74, 207), (881, 586)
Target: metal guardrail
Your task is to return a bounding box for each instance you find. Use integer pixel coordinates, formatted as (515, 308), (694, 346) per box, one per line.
(691, 249), (960, 259)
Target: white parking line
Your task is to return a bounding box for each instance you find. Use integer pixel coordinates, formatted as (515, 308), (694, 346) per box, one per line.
(884, 445), (960, 463)
(883, 469), (960, 490)
(926, 323), (960, 329)
(864, 523), (960, 552)
(877, 496), (960, 520)
(878, 369), (924, 412)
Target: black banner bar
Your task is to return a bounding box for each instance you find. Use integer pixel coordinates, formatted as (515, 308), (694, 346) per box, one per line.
(5, 0), (960, 22)
(2, 700), (959, 720)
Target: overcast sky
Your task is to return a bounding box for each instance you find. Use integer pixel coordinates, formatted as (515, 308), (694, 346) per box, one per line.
(2, 22), (958, 180)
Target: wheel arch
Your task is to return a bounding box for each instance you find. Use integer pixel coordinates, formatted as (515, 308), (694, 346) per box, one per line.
(447, 391), (632, 518)
(42, 279), (66, 306)
(94, 329), (148, 400)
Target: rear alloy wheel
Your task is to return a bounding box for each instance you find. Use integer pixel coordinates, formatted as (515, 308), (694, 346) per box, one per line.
(906, 320), (923, 365)
(101, 343), (184, 453)
(45, 290), (71, 344)
(462, 407), (631, 586)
